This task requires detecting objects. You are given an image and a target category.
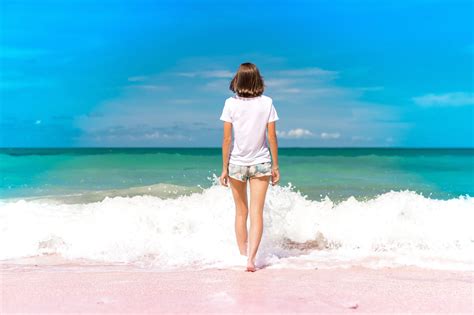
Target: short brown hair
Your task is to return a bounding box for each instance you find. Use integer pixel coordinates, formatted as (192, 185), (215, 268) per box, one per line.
(229, 62), (264, 97)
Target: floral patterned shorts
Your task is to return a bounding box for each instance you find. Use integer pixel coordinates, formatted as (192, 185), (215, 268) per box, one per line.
(228, 162), (272, 182)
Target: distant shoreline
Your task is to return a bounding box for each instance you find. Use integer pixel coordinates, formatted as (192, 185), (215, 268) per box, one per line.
(1, 147), (473, 158)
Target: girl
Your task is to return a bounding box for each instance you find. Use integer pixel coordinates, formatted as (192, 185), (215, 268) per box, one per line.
(219, 62), (280, 272)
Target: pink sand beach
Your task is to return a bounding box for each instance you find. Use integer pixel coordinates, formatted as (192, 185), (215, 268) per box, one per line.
(1, 265), (472, 314)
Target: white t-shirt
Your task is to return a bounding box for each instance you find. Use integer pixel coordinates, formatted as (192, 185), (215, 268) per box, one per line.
(219, 94), (279, 166)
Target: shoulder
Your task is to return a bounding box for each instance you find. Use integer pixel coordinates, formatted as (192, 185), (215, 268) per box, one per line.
(260, 94), (273, 105)
(225, 96), (237, 106)
(260, 94), (272, 103)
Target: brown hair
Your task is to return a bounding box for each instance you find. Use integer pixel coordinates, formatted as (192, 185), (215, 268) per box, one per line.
(229, 62), (264, 98)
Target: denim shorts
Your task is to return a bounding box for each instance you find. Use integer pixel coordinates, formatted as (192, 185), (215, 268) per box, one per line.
(228, 162), (272, 182)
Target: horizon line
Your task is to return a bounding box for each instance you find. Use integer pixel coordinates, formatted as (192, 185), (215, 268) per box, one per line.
(1, 146), (473, 150)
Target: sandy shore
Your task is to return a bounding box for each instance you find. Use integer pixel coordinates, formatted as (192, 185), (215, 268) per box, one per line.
(1, 265), (472, 314)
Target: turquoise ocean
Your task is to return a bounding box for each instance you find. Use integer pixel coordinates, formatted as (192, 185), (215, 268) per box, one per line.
(1, 148), (473, 271)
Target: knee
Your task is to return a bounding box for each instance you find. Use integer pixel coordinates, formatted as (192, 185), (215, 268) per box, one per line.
(236, 212), (248, 219)
(249, 212), (263, 222)
(235, 207), (248, 218)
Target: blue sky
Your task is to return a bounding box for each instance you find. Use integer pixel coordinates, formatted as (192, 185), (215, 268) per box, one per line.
(0, 0), (472, 147)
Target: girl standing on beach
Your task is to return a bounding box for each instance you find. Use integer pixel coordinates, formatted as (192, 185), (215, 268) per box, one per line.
(219, 62), (280, 272)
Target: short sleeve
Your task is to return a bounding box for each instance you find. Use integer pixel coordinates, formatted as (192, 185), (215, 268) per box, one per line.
(219, 100), (232, 122)
(268, 103), (279, 123)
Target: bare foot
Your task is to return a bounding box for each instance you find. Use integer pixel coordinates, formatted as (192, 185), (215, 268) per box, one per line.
(246, 259), (256, 272)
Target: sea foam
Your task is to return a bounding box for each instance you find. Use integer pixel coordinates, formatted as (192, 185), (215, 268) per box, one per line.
(0, 181), (473, 271)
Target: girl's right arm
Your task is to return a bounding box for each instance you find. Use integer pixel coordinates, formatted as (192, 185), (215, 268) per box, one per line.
(267, 122), (280, 186)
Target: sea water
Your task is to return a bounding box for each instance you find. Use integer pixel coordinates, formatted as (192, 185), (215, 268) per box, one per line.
(0, 148), (473, 270)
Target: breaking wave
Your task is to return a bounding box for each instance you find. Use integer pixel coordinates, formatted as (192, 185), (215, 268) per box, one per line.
(1, 180), (473, 271)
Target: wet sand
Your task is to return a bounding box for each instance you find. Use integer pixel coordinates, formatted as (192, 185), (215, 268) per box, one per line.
(1, 266), (472, 314)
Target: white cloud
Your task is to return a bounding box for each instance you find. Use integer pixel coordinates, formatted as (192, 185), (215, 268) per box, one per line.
(128, 76), (147, 82)
(144, 131), (188, 140)
(280, 88), (302, 94)
(277, 128), (314, 139)
(354, 86), (384, 92)
(265, 79), (297, 88)
(276, 129), (342, 140)
(289, 128), (313, 137)
(412, 92), (474, 107)
(169, 99), (194, 104)
(320, 132), (340, 139)
(175, 70), (233, 79)
(351, 135), (373, 141)
(276, 67), (338, 79)
(203, 79), (229, 91)
(175, 72), (197, 78)
(128, 84), (169, 91)
(202, 70), (234, 78)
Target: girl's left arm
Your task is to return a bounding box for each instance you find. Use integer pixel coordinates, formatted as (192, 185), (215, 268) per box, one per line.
(219, 122), (232, 186)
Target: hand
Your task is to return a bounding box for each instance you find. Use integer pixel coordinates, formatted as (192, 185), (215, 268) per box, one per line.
(219, 169), (229, 187)
(271, 167), (280, 186)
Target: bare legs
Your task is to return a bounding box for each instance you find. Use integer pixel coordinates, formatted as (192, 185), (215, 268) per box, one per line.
(229, 178), (248, 255)
(247, 176), (270, 271)
(229, 176), (271, 272)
